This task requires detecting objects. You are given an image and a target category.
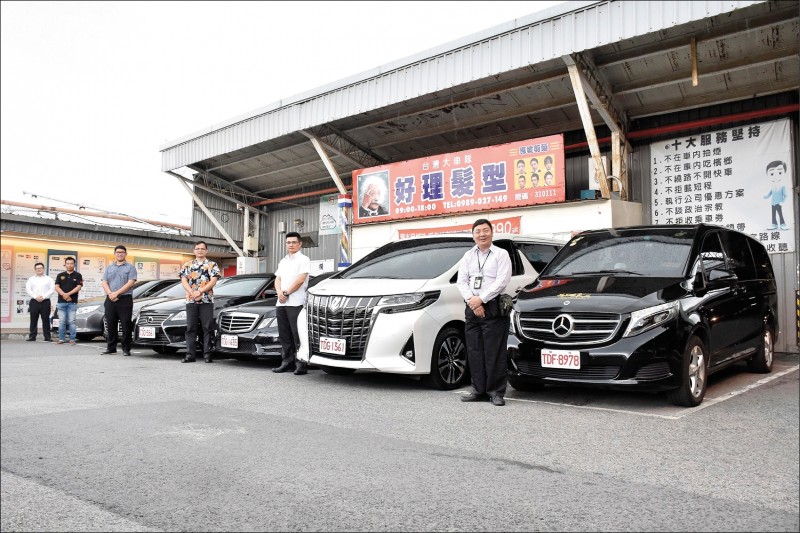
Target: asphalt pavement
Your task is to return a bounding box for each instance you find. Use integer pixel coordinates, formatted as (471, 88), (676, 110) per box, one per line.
(1, 338), (798, 532)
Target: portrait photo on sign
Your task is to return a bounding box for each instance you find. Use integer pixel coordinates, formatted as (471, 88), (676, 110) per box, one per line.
(357, 170), (390, 218)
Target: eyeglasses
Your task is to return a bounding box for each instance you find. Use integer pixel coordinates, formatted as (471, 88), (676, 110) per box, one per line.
(285, 241), (301, 245)
(115, 250), (127, 254)
(473, 229), (492, 236)
(194, 248), (207, 251)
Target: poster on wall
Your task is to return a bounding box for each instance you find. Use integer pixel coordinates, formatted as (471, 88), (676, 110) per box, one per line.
(13, 251), (47, 316)
(397, 216), (522, 239)
(48, 249), (77, 279)
(650, 118), (794, 253)
(352, 134), (565, 224)
(135, 259), (158, 280)
(1, 248), (12, 322)
(159, 262), (181, 280)
(79, 257), (108, 299)
(318, 193), (341, 236)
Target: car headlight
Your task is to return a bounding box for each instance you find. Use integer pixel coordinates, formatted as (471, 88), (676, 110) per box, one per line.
(623, 301), (679, 337)
(509, 308), (517, 335)
(171, 310), (187, 321)
(131, 311), (140, 324)
(76, 305), (101, 315)
(378, 291), (440, 313)
(257, 317), (277, 329)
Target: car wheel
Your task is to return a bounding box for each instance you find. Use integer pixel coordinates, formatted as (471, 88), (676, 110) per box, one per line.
(508, 376), (545, 392)
(747, 326), (774, 373)
(667, 335), (708, 407)
(153, 346), (179, 355)
(320, 365), (356, 375)
(422, 326), (469, 390)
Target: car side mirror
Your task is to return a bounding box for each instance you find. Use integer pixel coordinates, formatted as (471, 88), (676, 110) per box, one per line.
(706, 268), (737, 287)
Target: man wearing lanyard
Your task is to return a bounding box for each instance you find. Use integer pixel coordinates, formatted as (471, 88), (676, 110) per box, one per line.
(456, 219), (512, 406)
(101, 245), (137, 356)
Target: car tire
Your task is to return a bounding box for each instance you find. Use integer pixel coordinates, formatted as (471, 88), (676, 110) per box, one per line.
(422, 326), (469, 391)
(667, 335), (708, 407)
(320, 365), (357, 375)
(508, 376), (545, 392)
(747, 326), (774, 373)
(153, 346), (179, 355)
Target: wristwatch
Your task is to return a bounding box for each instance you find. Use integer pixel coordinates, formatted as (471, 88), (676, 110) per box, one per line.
(283, 290), (289, 296)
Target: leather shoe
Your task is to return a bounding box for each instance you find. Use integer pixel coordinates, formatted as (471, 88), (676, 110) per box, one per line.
(204, 357), (213, 363)
(461, 392), (488, 402)
(293, 363), (307, 375)
(123, 351), (131, 356)
(181, 358), (196, 363)
(491, 396), (506, 406)
(26, 338), (35, 342)
(101, 349), (117, 355)
(272, 363), (294, 373)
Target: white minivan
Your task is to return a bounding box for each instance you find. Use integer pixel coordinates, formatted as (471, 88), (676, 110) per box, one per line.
(296, 234), (564, 389)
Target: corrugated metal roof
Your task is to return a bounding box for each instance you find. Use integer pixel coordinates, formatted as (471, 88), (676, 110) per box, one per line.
(160, 0), (767, 171)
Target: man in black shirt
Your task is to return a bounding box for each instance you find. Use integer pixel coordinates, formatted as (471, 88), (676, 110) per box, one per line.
(54, 256), (83, 345)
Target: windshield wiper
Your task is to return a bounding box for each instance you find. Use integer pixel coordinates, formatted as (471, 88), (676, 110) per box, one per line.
(567, 269), (643, 276)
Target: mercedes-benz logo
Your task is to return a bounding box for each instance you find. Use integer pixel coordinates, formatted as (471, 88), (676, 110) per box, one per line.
(552, 314), (574, 337)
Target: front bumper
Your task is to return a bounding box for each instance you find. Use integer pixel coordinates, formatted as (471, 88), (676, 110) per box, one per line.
(508, 324), (684, 392)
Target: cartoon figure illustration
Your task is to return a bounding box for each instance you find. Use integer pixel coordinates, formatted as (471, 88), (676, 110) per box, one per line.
(763, 160), (789, 230)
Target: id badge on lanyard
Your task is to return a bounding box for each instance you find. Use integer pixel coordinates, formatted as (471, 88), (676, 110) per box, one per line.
(473, 275), (483, 289)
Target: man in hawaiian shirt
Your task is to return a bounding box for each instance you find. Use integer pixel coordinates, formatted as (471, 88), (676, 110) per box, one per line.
(179, 241), (221, 363)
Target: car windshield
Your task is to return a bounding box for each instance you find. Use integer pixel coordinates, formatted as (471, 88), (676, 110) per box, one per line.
(341, 239), (474, 279)
(154, 283), (189, 298)
(213, 278), (269, 297)
(542, 227), (695, 277)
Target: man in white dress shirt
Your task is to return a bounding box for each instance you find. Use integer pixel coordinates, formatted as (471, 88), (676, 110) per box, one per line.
(273, 232), (311, 374)
(25, 262), (55, 342)
(457, 219), (512, 406)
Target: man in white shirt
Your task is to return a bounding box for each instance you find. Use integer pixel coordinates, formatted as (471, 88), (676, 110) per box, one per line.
(456, 219), (512, 406)
(25, 262), (55, 342)
(273, 232), (311, 374)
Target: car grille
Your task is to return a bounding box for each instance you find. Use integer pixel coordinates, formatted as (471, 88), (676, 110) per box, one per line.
(516, 360), (621, 380)
(517, 311), (621, 345)
(219, 312), (260, 333)
(306, 294), (381, 361)
(135, 311), (172, 343)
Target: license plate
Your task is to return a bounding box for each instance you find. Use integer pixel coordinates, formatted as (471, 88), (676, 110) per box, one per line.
(319, 336), (346, 355)
(541, 349), (581, 369)
(139, 326), (156, 339)
(221, 334), (238, 349)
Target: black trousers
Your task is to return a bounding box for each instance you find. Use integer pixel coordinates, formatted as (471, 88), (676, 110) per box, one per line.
(464, 298), (509, 397)
(276, 305), (302, 367)
(28, 298), (51, 340)
(105, 295), (133, 352)
(185, 303), (214, 359)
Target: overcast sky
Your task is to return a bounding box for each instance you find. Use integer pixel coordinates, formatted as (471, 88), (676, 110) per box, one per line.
(1, 1), (565, 229)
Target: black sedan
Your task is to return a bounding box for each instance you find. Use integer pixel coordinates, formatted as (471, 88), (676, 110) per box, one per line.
(133, 273), (276, 354)
(52, 279), (180, 340)
(213, 271), (336, 361)
(214, 299), (281, 361)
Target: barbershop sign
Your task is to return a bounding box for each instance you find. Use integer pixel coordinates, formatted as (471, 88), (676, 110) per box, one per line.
(353, 134), (565, 224)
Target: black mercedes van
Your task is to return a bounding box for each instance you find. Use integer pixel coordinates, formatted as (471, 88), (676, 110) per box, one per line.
(507, 224), (779, 407)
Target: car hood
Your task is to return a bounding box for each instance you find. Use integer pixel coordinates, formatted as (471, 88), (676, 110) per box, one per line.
(516, 275), (687, 314)
(140, 295), (272, 314)
(307, 278), (433, 297)
(219, 299), (278, 316)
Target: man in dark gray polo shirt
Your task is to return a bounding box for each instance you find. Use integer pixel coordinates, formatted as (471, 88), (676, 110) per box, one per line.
(100, 245), (137, 356)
